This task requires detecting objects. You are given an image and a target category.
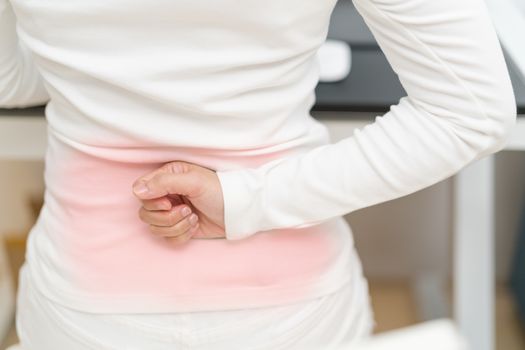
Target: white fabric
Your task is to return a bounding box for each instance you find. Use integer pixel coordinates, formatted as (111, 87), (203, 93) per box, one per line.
(0, 0), (516, 239)
(215, 0), (517, 240)
(1, 0), (368, 314)
(8, 263), (373, 350)
(0, 0), (516, 319)
(3, 0), (366, 315)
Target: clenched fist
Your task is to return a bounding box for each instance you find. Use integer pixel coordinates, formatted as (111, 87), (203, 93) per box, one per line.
(132, 161), (226, 245)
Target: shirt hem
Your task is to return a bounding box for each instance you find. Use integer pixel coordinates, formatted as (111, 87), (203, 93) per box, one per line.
(25, 262), (354, 314)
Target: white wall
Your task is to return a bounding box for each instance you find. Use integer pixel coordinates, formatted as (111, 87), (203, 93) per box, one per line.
(345, 150), (525, 283)
(346, 178), (452, 280)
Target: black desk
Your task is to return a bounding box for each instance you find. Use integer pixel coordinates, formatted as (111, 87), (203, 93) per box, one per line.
(314, 0), (525, 114)
(313, 46), (525, 114)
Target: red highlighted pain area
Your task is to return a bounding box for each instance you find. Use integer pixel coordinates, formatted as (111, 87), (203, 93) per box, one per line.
(39, 136), (344, 309)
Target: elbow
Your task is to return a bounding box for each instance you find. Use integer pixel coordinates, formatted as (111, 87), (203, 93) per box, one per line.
(469, 93), (517, 157)
(485, 92), (518, 154)
(448, 89), (517, 159)
(0, 80), (23, 108)
(0, 51), (50, 108)
(0, 62), (19, 107)
(0, 71), (50, 108)
(0, 66), (29, 108)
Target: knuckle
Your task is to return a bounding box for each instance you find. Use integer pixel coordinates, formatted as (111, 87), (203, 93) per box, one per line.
(191, 222), (199, 232)
(166, 232), (191, 246)
(149, 224), (164, 236)
(179, 216), (193, 231)
(168, 162), (188, 174)
(187, 224), (198, 235)
(132, 179), (141, 189)
(172, 225), (187, 238)
(166, 221), (191, 239)
(167, 210), (179, 226)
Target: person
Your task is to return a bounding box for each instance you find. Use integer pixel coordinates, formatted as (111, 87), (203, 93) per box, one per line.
(0, 0), (516, 349)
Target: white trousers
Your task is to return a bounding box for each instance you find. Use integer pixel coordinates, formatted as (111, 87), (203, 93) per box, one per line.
(7, 263), (374, 350)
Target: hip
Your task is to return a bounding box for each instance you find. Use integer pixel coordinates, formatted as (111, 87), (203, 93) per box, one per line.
(13, 262), (374, 350)
(28, 200), (356, 312)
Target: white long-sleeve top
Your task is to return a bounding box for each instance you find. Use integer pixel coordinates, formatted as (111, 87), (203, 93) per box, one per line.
(1, 0), (516, 314)
(216, 0), (518, 240)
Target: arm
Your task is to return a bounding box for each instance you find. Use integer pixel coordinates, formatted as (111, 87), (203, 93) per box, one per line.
(0, 0), (50, 108)
(216, 0), (517, 241)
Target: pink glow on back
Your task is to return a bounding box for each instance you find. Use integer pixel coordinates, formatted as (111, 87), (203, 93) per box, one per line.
(41, 132), (343, 308)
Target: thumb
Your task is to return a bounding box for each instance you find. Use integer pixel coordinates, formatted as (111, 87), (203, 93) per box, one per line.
(133, 169), (201, 200)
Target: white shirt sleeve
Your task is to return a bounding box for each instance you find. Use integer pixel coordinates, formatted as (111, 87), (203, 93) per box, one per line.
(0, 0), (50, 108)
(216, 0), (517, 240)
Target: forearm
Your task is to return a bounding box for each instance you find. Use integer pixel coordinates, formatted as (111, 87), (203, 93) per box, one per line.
(217, 0), (517, 240)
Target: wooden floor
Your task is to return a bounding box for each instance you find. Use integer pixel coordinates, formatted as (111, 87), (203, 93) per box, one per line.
(369, 281), (525, 349)
(2, 278), (523, 349)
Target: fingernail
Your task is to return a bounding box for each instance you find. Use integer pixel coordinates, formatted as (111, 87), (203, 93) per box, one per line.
(133, 181), (149, 195)
(181, 207), (191, 216)
(189, 213), (198, 224)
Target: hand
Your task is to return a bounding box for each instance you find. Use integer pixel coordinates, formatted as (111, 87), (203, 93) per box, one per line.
(132, 161), (226, 246)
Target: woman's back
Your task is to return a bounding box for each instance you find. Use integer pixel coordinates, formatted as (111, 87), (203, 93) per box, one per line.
(5, 0), (358, 313)
(10, 0), (337, 153)
(2, 0), (518, 347)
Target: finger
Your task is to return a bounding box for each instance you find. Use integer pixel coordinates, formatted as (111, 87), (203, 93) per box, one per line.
(148, 213), (198, 238)
(132, 162), (192, 199)
(134, 171), (201, 200)
(132, 165), (171, 199)
(134, 162), (186, 186)
(139, 204), (192, 227)
(164, 224), (199, 246)
(141, 197), (173, 211)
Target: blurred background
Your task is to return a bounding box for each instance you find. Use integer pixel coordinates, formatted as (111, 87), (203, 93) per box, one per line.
(1, 0), (524, 349)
